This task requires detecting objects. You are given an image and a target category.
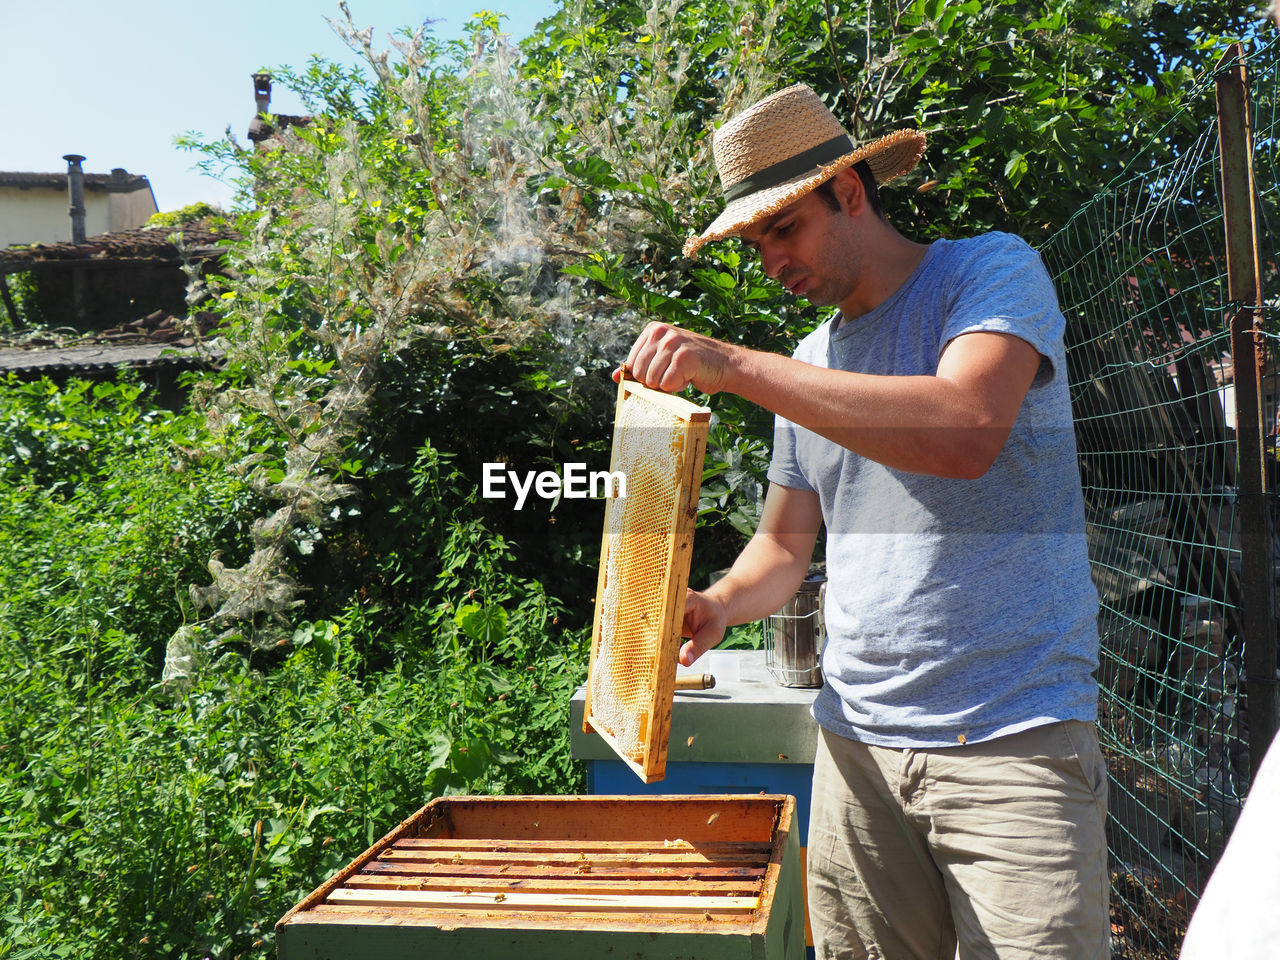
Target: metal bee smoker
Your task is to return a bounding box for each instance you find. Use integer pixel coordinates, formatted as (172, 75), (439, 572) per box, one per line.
(764, 574), (826, 688)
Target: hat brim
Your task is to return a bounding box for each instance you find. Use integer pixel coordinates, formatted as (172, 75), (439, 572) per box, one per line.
(683, 128), (926, 259)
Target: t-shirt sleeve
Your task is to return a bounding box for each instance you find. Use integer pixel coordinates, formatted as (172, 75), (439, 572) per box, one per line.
(766, 413), (815, 491)
(939, 234), (1067, 384)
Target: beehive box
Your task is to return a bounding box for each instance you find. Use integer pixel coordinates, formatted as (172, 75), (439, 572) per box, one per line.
(276, 794), (804, 960)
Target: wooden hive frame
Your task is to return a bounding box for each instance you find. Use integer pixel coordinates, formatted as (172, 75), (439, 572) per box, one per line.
(582, 374), (710, 783)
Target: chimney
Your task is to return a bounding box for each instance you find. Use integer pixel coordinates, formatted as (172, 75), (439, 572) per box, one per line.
(253, 73), (272, 115)
(63, 154), (87, 243)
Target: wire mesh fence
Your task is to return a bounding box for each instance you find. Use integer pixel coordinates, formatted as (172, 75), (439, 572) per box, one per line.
(1040, 38), (1280, 960)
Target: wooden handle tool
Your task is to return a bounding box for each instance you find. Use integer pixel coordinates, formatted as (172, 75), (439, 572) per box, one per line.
(673, 673), (716, 691)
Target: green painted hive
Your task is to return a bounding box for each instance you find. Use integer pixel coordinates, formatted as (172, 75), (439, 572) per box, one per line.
(276, 793), (805, 960)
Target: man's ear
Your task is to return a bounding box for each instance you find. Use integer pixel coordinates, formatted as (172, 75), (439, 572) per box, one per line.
(830, 167), (866, 217)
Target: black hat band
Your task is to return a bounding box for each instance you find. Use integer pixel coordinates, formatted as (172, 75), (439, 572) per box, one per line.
(721, 135), (854, 203)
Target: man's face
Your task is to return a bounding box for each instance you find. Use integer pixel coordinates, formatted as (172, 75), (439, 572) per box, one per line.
(739, 183), (862, 308)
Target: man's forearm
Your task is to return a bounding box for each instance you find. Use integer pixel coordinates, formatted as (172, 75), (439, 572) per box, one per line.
(723, 339), (1038, 478)
(705, 530), (814, 626)
(678, 481), (822, 667)
(624, 322), (1043, 479)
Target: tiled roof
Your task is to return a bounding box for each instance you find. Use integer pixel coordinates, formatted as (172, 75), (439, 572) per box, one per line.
(0, 309), (223, 375)
(0, 341), (218, 376)
(0, 222), (233, 271)
(0, 170), (152, 192)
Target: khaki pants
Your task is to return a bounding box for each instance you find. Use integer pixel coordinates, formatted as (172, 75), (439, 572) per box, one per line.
(808, 721), (1109, 960)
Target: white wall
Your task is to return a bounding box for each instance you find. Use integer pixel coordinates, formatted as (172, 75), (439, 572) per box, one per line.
(0, 183), (156, 250)
(108, 185), (158, 233)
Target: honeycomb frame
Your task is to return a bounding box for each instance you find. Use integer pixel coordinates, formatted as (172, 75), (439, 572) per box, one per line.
(583, 374), (710, 783)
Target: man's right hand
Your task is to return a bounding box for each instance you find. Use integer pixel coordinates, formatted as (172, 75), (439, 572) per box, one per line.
(679, 588), (728, 667)
(616, 322), (734, 395)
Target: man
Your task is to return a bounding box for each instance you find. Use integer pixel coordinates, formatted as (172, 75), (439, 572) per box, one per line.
(620, 84), (1106, 959)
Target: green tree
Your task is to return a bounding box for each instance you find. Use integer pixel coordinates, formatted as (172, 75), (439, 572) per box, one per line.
(780, 0), (1262, 240)
(167, 0), (1267, 659)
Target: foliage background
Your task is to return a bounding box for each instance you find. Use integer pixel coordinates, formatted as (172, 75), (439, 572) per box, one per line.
(0, 1), (1267, 957)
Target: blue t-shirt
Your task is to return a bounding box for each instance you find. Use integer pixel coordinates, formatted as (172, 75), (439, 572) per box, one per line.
(767, 232), (1099, 748)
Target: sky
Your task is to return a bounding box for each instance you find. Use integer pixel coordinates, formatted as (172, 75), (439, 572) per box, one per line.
(1, 0), (559, 213)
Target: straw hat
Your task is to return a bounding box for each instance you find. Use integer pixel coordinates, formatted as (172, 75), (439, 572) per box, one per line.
(683, 84), (926, 259)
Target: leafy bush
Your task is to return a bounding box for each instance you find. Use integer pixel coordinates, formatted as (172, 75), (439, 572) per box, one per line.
(0, 377), (587, 959)
(0, 272), (48, 330)
(145, 201), (226, 229)
(0, 619), (585, 958)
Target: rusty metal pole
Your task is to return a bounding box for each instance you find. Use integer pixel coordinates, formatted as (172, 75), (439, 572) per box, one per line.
(63, 154), (87, 243)
(1216, 43), (1278, 777)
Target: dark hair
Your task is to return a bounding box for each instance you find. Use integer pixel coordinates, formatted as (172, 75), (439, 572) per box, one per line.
(814, 160), (883, 219)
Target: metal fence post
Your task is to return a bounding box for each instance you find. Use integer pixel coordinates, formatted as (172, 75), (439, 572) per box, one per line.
(1216, 42), (1279, 777)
